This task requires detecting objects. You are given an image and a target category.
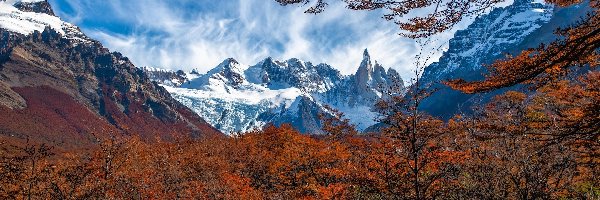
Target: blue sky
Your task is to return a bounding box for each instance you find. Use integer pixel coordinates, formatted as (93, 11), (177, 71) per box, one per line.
(47, 0), (471, 79)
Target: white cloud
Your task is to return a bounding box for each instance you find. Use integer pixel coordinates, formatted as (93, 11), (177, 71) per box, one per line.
(49, 0), (501, 80)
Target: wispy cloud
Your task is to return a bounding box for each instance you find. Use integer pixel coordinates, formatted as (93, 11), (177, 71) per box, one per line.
(48, 0), (487, 80)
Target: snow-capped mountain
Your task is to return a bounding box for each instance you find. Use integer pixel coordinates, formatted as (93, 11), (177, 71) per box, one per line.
(421, 0), (554, 84)
(142, 0), (588, 134)
(0, 0), (93, 45)
(145, 49), (405, 135)
(419, 0), (589, 118)
(0, 0), (220, 146)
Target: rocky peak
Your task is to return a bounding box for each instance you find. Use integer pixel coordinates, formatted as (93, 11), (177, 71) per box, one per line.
(243, 57), (342, 92)
(0, 0), (93, 45)
(355, 48), (374, 92)
(359, 48), (372, 72)
(12, 0), (54, 16)
(386, 68), (403, 84)
(371, 62), (393, 90)
(209, 58), (246, 86)
(338, 48), (407, 104)
(362, 48), (371, 61)
(140, 67), (188, 87)
(224, 57), (239, 66)
(421, 0), (554, 83)
(372, 62), (386, 80)
(385, 68), (405, 95)
(286, 58), (307, 69)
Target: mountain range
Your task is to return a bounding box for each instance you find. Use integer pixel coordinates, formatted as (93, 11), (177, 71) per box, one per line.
(144, 49), (405, 134)
(0, 0), (590, 140)
(0, 0), (220, 148)
(144, 0), (589, 134)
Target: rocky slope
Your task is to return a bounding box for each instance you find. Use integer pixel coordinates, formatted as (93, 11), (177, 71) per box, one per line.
(0, 0), (220, 147)
(145, 49), (405, 135)
(419, 0), (590, 118)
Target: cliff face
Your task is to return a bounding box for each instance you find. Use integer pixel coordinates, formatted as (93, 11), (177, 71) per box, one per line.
(419, 0), (589, 118)
(0, 1), (220, 147)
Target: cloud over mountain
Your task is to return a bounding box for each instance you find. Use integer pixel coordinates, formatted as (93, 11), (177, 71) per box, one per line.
(48, 0), (487, 80)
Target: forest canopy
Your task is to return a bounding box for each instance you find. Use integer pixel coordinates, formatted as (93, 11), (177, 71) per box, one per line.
(0, 0), (598, 199)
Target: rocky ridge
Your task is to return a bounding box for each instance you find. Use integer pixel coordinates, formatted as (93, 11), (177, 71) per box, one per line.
(0, 0), (220, 147)
(144, 49), (405, 134)
(419, 0), (590, 118)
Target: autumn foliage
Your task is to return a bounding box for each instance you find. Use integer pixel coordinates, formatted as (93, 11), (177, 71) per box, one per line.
(0, 0), (598, 199)
(2, 108), (598, 199)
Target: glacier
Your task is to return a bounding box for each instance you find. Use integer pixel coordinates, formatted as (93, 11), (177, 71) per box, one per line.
(147, 50), (405, 135)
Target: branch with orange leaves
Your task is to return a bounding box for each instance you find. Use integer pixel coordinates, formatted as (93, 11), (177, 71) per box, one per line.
(275, 0), (508, 38)
(446, 12), (600, 94)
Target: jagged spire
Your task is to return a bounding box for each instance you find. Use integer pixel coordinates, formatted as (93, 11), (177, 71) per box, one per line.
(358, 48), (372, 73)
(355, 48), (374, 92)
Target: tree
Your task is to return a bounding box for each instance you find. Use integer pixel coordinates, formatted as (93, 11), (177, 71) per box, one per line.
(275, 0), (598, 198)
(374, 87), (465, 199)
(448, 91), (586, 199)
(320, 105), (359, 139)
(447, 8), (599, 93)
(275, 0), (507, 38)
(0, 140), (55, 199)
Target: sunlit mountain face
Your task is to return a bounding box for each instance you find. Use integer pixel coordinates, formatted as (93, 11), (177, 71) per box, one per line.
(0, 0), (221, 147)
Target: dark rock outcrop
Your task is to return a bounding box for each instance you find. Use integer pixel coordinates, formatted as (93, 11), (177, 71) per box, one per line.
(13, 0), (55, 16)
(0, 26), (220, 146)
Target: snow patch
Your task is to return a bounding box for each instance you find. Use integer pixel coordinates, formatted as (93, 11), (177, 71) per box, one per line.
(0, 1), (92, 44)
(0, 3), (63, 35)
(3, 0), (45, 4)
(335, 105), (379, 131)
(163, 84), (303, 134)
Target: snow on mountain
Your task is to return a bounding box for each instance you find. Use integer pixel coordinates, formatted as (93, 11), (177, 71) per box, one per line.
(0, 0), (222, 143)
(419, 0), (588, 118)
(422, 0), (554, 83)
(140, 66), (189, 86)
(145, 49), (405, 135)
(164, 85), (303, 133)
(2, 0), (46, 6)
(0, 0), (92, 44)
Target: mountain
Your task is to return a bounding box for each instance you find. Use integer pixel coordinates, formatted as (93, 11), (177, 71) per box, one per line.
(0, 0), (220, 147)
(144, 49), (405, 135)
(140, 66), (189, 87)
(419, 0), (591, 118)
(140, 0), (589, 134)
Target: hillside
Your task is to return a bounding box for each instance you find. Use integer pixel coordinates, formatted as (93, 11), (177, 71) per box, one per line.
(0, 0), (220, 147)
